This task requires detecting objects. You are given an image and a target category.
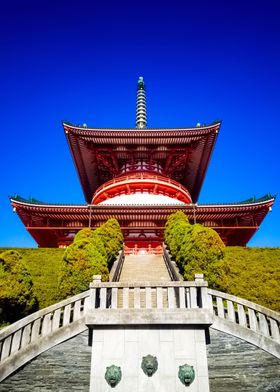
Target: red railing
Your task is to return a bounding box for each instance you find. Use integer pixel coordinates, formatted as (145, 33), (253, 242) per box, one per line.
(92, 172), (192, 204)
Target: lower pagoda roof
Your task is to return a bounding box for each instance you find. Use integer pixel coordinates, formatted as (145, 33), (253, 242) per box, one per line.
(10, 194), (275, 248)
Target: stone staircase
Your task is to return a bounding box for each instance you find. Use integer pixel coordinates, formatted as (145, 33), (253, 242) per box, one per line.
(119, 254), (171, 283)
(117, 254), (171, 308)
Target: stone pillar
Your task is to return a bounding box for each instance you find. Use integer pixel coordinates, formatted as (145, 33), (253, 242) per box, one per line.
(90, 326), (210, 392)
(87, 275), (211, 391)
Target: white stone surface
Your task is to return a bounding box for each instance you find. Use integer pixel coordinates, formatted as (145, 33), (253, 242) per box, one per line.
(174, 329), (196, 359)
(90, 327), (210, 391)
(159, 328), (173, 342)
(99, 193), (185, 205)
(102, 329), (125, 359)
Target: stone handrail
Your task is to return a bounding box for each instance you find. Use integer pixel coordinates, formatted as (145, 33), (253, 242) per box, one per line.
(0, 278), (208, 381)
(0, 290), (90, 381)
(162, 243), (183, 281)
(88, 275), (209, 311)
(1, 282), (279, 382)
(208, 288), (280, 358)
(109, 249), (125, 282)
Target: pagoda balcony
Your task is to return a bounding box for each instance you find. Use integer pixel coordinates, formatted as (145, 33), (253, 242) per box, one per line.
(92, 172), (192, 204)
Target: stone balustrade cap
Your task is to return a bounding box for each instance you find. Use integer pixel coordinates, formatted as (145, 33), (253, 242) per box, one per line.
(195, 273), (205, 281)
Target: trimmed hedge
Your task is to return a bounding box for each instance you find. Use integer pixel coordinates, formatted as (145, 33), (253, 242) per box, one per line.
(0, 248), (64, 310)
(58, 239), (109, 298)
(0, 218), (124, 322)
(0, 250), (38, 324)
(164, 211), (280, 311)
(5, 246), (278, 312)
(58, 219), (123, 299)
(223, 247), (280, 312)
(1, 217), (279, 316)
(165, 211), (226, 288)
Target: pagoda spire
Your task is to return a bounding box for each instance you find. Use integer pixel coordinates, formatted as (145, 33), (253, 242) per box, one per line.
(136, 76), (147, 129)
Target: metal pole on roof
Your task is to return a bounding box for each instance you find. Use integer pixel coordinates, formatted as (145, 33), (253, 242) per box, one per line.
(136, 76), (147, 129)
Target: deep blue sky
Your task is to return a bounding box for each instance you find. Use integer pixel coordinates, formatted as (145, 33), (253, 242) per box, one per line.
(0, 0), (279, 247)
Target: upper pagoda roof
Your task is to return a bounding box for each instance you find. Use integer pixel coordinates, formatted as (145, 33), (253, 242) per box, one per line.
(63, 121), (221, 203)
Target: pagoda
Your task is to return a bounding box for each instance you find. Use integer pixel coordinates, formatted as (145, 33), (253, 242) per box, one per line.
(10, 77), (275, 248)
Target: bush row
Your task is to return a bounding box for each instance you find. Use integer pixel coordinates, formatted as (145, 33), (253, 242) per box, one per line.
(164, 211), (280, 311)
(58, 219), (123, 298)
(0, 219), (123, 325)
(164, 211), (226, 288)
(0, 250), (38, 325)
(223, 247), (280, 312)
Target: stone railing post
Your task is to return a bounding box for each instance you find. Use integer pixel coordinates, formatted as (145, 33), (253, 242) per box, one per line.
(195, 273), (204, 283)
(88, 275), (101, 310)
(195, 273), (209, 309)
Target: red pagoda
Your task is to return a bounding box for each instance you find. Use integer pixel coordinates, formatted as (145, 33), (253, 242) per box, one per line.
(10, 77), (275, 249)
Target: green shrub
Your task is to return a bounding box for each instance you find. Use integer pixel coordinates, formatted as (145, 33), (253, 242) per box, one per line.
(58, 219), (123, 299)
(93, 219), (123, 264)
(176, 224), (226, 288)
(74, 228), (95, 242)
(18, 248), (64, 308)
(222, 247), (280, 312)
(165, 212), (226, 288)
(164, 211), (190, 253)
(0, 250), (38, 324)
(164, 212), (280, 311)
(74, 228), (107, 258)
(58, 240), (109, 298)
(168, 222), (192, 267)
(0, 242), (279, 316)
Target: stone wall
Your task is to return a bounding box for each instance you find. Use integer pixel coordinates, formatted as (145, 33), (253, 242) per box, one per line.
(1, 328), (280, 391)
(90, 326), (209, 391)
(208, 329), (280, 392)
(0, 332), (91, 391)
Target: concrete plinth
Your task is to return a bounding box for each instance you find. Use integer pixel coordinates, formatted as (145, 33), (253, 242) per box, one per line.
(89, 326), (210, 392)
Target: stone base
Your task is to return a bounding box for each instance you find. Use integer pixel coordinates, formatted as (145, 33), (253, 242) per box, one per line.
(90, 326), (210, 392)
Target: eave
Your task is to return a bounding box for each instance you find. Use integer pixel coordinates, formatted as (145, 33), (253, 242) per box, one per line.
(63, 122), (221, 203)
(10, 195), (275, 247)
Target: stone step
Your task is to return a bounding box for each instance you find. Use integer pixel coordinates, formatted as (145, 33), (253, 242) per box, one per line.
(119, 254), (171, 283)
(117, 254), (171, 308)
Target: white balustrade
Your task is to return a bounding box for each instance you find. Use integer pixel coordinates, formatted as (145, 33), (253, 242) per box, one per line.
(1, 279), (279, 374)
(208, 289), (280, 343)
(0, 290), (90, 365)
(88, 279), (207, 312)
